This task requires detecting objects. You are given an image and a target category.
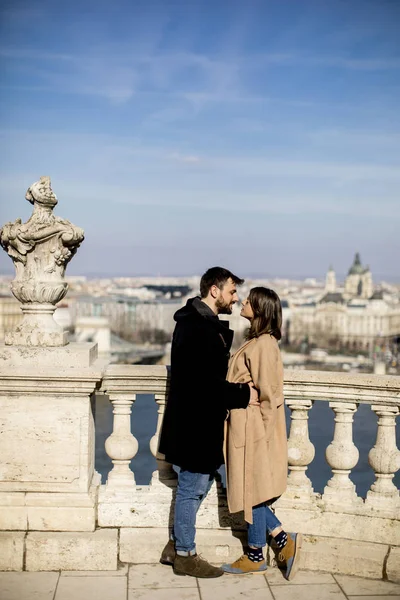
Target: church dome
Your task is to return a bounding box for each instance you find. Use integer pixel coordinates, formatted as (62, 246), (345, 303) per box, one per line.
(348, 252), (364, 275)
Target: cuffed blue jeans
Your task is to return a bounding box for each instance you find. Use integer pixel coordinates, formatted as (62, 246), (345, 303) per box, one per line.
(247, 501), (282, 548)
(172, 469), (214, 555)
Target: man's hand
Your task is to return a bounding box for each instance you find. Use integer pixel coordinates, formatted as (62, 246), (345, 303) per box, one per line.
(248, 383), (260, 406)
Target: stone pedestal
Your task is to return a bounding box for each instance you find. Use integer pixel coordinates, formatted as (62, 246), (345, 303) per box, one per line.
(0, 343), (105, 532)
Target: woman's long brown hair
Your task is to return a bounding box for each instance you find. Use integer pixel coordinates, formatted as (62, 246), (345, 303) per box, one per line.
(246, 287), (282, 341)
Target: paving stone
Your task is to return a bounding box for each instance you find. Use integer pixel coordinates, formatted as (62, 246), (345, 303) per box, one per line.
(128, 590), (200, 600)
(61, 564), (128, 577)
(0, 572), (59, 600)
(266, 568), (335, 585)
(201, 574), (274, 600)
(201, 587), (274, 600)
(55, 575), (126, 600)
(271, 583), (346, 599)
(198, 571), (269, 590)
(128, 563), (197, 588)
(348, 597), (400, 600)
(335, 574), (400, 596)
(199, 571), (273, 599)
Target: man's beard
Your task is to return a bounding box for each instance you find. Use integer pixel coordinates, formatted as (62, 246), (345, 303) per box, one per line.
(215, 297), (233, 315)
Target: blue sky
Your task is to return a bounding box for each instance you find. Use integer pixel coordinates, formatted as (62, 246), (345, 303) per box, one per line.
(0, 0), (399, 279)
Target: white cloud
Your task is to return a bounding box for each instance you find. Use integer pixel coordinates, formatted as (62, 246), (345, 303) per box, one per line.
(167, 153), (201, 164)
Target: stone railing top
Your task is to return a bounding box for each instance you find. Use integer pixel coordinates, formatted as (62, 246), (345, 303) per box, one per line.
(284, 369), (400, 405)
(101, 364), (400, 406)
(100, 364), (169, 395)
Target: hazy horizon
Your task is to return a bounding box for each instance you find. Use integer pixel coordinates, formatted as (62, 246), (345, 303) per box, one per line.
(1, 263), (399, 285)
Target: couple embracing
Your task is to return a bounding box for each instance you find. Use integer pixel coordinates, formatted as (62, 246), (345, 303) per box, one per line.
(158, 267), (301, 579)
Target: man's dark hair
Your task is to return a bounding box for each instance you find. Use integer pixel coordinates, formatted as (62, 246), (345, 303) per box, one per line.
(200, 266), (244, 298)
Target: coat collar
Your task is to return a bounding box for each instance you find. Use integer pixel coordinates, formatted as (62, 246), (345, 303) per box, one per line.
(230, 337), (256, 362)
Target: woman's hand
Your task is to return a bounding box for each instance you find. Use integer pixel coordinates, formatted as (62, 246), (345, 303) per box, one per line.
(248, 383), (260, 406)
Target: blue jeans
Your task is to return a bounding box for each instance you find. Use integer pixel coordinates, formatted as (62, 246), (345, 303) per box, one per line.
(247, 502), (282, 548)
(172, 469), (214, 555)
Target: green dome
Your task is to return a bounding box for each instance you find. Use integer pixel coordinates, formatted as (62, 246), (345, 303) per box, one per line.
(348, 252), (364, 275)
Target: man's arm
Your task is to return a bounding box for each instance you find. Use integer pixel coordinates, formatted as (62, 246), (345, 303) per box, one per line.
(173, 320), (251, 410)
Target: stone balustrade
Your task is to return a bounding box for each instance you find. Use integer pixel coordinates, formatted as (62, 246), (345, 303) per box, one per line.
(96, 365), (400, 580)
(283, 370), (400, 515)
(100, 364), (173, 487)
(99, 365), (400, 511)
(1, 347), (399, 577)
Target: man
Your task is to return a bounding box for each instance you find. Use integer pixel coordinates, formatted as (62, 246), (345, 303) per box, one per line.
(158, 266), (258, 578)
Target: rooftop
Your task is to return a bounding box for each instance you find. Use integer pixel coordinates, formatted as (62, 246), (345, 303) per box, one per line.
(320, 292), (345, 304)
(2, 564), (400, 600)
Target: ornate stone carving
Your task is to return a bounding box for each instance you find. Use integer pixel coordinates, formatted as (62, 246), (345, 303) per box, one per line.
(0, 176), (84, 346)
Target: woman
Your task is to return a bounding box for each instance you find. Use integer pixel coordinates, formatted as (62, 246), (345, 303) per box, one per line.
(222, 287), (301, 579)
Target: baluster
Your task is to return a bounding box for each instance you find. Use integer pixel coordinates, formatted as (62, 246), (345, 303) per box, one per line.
(323, 402), (362, 506)
(285, 399), (316, 502)
(366, 405), (400, 510)
(150, 393), (176, 482)
(104, 393), (138, 488)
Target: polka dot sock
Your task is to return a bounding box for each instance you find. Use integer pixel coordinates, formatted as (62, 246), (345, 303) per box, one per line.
(274, 530), (288, 549)
(247, 547), (264, 562)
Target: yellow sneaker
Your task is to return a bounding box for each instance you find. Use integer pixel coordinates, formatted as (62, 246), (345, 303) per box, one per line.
(221, 554), (267, 574)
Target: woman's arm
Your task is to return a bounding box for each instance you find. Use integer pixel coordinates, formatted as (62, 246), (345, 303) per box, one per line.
(245, 336), (282, 440)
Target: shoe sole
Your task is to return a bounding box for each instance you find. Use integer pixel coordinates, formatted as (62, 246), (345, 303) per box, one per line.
(222, 562), (267, 575)
(223, 569), (267, 575)
(160, 558), (174, 566)
(173, 568), (224, 578)
(286, 533), (302, 581)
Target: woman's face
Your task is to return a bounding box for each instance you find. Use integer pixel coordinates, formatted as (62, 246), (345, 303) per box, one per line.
(240, 297), (254, 321)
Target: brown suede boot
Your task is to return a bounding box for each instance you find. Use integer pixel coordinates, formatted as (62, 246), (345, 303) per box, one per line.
(173, 554), (223, 578)
(160, 540), (176, 565)
(275, 533), (302, 581)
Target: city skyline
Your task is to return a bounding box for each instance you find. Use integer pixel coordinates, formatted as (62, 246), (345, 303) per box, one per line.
(0, 0), (399, 278)
(1, 259), (399, 283)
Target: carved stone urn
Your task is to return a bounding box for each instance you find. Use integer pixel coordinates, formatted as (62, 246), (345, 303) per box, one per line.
(0, 176), (84, 346)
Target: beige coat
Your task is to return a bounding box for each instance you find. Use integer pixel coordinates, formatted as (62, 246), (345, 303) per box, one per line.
(224, 334), (288, 524)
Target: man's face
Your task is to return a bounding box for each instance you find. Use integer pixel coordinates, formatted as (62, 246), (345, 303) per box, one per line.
(215, 278), (239, 315)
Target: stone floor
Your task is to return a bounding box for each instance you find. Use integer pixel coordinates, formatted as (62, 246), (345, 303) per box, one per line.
(1, 564), (400, 600)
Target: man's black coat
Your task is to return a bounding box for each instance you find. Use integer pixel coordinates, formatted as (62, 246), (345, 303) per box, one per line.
(158, 297), (250, 473)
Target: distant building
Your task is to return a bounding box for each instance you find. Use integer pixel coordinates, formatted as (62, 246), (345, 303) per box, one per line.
(325, 265), (336, 294)
(75, 316), (111, 355)
(73, 315), (165, 364)
(68, 294), (184, 338)
(0, 295), (22, 342)
(290, 253), (400, 351)
(343, 252), (373, 300)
